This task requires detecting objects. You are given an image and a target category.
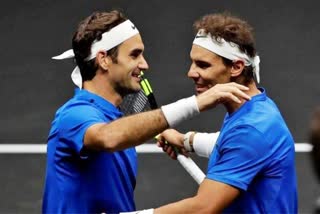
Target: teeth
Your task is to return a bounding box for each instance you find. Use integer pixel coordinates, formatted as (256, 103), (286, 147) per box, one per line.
(132, 74), (140, 78)
(138, 70), (144, 78)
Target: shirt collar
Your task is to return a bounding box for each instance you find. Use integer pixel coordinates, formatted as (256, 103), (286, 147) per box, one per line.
(225, 87), (267, 120)
(74, 88), (123, 118)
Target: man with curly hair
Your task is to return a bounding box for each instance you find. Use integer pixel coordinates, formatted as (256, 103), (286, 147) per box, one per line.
(128, 12), (298, 214)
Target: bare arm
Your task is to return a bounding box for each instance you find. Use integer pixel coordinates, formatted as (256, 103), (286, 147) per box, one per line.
(84, 109), (168, 152)
(154, 179), (240, 214)
(84, 82), (250, 152)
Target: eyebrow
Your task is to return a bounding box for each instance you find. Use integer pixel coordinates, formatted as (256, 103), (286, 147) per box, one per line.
(194, 60), (211, 67)
(130, 48), (143, 55)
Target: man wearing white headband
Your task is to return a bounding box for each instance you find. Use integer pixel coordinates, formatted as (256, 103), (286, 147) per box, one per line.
(131, 13), (297, 214)
(42, 10), (252, 214)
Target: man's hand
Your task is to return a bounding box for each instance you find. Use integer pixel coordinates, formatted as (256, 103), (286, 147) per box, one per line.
(196, 82), (251, 112)
(157, 129), (189, 160)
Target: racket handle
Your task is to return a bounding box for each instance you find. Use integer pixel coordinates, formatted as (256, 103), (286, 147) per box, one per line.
(155, 135), (205, 184)
(176, 154), (205, 184)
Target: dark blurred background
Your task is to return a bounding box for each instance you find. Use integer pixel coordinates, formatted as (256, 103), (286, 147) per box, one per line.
(0, 0), (319, 213)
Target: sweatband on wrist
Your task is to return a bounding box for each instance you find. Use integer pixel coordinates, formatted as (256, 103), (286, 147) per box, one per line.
(183, 131), (194, 152)
(161, 95), (200, 127)
(193, 132), (220, 158)
(120, 208), (154, 214)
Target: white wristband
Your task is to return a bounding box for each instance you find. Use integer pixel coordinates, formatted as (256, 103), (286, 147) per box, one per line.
(161, 95), (200, 127)
(120, 208), (154, 214)
(183, 131), (194, 152)
(193, 132), (220, 158)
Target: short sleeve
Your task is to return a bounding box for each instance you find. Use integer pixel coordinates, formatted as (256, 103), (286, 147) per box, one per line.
(57, 104), (107, 154)
(207, 125), (271, 191)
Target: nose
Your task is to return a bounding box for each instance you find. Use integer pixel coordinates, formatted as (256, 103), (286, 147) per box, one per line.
(138, 55), (149, 70)
(187, 63), (199, 79)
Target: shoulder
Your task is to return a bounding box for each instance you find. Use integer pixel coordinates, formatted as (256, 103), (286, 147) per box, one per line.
(221, 124), (264, 141)
(56, 99), (105, 128)
(219, 125), (269, 156)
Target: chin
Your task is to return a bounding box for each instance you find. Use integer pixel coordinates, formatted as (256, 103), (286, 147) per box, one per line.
(118, 85), (141, 97)
(127, 87), (140, 94)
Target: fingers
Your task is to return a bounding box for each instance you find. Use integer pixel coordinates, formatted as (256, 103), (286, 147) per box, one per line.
(180, 148), (190, 157)
(160, 129), (184, 148)
(220, 91), (245, 104)
(229, 82), (249, 91)
(157, 139), (177, 160)
(216, 83), (250, 102)
(157, 129), (188, 160)
(227, 83), (251, 101)
(164, 144), (177, 160)
(168, 147), (177, 160)
(197, 82), (252, 111)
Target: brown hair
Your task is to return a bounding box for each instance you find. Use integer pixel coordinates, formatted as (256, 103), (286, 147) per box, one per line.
(72, 10), (127, 81)
(194, 12), (257, 83)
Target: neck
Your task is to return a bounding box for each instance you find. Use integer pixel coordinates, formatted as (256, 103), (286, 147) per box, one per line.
(83, 72), (122, 107)
(224, 80), (261, 114)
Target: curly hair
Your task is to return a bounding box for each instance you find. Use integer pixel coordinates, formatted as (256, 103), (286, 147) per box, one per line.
(72, 10), (127, 81)
(193, 13), (257, 83)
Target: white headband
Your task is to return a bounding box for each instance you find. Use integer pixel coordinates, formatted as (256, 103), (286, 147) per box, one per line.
(193, 29), (260, 83)
(52, 20), (139, 88)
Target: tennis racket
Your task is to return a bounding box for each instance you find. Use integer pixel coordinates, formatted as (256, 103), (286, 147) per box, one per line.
(120, 71), (205, 184)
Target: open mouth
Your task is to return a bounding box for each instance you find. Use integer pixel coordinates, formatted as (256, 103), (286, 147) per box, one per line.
(132, 72), (141, 82)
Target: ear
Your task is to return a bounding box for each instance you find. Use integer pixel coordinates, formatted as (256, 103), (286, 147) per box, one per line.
(230, 60), (245, 78)
(96, 51), (111, 71)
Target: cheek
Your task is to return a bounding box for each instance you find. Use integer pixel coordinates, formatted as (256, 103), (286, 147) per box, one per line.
(120, 61), (136, 73)
(201, 69), (219, 80)
(203, 67), (230, 82)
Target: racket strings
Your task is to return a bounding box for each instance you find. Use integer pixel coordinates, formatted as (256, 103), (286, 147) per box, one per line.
(120, 90), (151, 115)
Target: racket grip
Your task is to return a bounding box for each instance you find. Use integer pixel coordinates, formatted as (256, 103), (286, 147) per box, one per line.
(176, 154), (205, 184)
(155, 135), (205, 184)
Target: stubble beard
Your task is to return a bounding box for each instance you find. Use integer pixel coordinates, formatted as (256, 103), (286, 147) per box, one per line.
(116, 81), (141, 98)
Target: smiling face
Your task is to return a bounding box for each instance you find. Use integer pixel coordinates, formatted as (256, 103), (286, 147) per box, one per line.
(107, 34), (149, 96)
(188, 44), (232, 94)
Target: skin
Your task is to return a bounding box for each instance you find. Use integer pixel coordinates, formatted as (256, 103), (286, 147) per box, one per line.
(154, 44), (261, 213)
(83, 34), (148, 107)
(82, 35), (251, 155)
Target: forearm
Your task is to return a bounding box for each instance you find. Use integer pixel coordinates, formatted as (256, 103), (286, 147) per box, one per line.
(121, 179), (239, 214)
(154, 196), (212, 214)
(85, 82), (251, 152)
(87, 96), (200, 152)
(121, 197), (218, 214)
(96, 109), (168, 151)
(154, 179), (237, 214)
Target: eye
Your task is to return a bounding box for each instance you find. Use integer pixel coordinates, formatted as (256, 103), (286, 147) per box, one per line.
(195, 60), (211, 69)
(130, 53), (139, 59)
(130, 49), (143, 59)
